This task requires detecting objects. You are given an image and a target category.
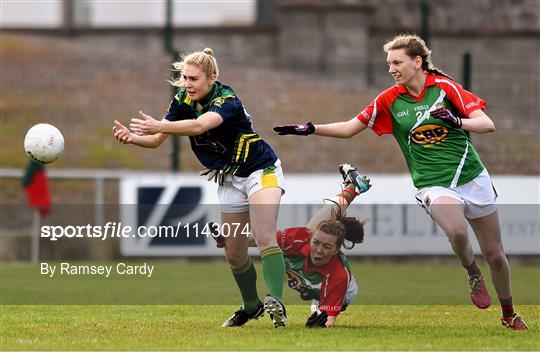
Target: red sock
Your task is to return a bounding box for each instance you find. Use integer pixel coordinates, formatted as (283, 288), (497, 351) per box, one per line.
(464, 259), (481, 277)
(499, 297), (514, 317)
(337, 183), (359, 206)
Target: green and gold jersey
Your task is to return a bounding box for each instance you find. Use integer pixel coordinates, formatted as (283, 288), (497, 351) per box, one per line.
(164, 81), (278, 177)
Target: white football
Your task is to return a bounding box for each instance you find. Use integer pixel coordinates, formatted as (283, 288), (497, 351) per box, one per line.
(24, 123), (64, 164)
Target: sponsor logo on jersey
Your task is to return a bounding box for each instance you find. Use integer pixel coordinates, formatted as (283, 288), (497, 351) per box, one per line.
(359, 111), (370, 120)
(414, 104), (430, 112)
(465, 101), (480, 109)
(410, 124), (448, 146)
(396, 109), (410, 118)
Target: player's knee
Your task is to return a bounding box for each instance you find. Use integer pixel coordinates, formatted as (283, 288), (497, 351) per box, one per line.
(250, 227), (277, 249)
(253, 234), (277, 249)
(446, 226), (469, 247)
(225, 249), (247, 268)
(485, 252), (508, 270)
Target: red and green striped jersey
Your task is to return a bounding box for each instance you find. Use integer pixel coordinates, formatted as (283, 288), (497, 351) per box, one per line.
(357, 73), (486, 189)
(277, 227), (353, 316)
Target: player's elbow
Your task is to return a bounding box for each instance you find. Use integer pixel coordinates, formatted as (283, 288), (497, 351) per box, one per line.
(339, 130), (355, 138)
(480, 121), (495, 134)
(338, 126), (358, 138)
(474, 113), (495, 133)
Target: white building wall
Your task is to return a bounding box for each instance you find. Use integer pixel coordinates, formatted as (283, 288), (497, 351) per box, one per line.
(0, 0), (255, 28)
(1, 0), (62, 28)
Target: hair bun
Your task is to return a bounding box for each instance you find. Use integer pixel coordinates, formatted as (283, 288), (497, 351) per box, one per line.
(202, 48), (214, 56)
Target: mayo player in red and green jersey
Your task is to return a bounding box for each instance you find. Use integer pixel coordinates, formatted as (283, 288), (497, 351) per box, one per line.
(274, 34), (528, 330)
(216, 164), (370, 328)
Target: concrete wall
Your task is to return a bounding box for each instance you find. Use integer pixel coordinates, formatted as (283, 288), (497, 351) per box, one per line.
(277, 0), (540, 132)
(4, 0), (539, 133)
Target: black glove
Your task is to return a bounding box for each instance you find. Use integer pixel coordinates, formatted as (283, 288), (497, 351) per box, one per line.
(200, 168), (226, 186)
(273, 122), (315, 136)
(208, 222), (225, 248)
(306, 311), (328, 328)
(430, 108), (462, 129)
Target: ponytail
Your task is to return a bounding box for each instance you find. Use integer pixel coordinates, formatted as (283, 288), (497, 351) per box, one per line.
(319, 199), (366, 250)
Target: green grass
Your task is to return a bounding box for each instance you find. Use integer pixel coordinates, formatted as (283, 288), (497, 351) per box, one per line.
(1, 261), (539, 350)
(1, 305), (538, 351)
(2, 261), (539, 305)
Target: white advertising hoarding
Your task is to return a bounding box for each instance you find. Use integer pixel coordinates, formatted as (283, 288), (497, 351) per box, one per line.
(120, 174), (540, 256)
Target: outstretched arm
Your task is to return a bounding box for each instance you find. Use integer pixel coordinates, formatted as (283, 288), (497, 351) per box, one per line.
(113, 119), (168, 148)
(313, 117), (369, 138)
(130, 110), (224, 136)
(274, 117), (368, 138)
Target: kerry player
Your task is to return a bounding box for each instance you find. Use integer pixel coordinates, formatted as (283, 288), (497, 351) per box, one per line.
(274, 34), (528, 330)
(113, 48), (287, 328)
(216, 163), (371, 328)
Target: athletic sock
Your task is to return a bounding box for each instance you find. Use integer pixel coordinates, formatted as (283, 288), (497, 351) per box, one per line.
(499, 296), (515, 318)
(464, 259), (481, 277)
(231, 257), (260, 314)
(260, 246), (286, 302)
(336, 183), (359, 206)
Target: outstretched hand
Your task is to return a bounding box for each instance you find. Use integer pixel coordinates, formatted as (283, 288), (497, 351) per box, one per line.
(306, 311), (328, 328)
(130, 111), (162, 135)
(113, 120), (134, 144)
(273, 122), (315, 136)
(200, 168), (226, 186)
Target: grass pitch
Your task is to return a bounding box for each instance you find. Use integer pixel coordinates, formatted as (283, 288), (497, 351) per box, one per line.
(1, 305), (538, 351)
(1, 261), (539, 351)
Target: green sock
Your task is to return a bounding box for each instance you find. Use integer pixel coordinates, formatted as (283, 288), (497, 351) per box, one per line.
(231, 257), (260, 313)
(260, 246), (286, 302)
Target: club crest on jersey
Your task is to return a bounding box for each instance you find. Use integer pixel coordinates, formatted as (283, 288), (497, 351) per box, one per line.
(212, 97), (225, 107)
(410, 124), (448, 146)
(286, 270), (305, 290)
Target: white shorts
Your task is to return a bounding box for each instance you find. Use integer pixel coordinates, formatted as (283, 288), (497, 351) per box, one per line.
(415, 169), (498, 219)
(218, 160), (285, 213)
(311, 276), (359, 314)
